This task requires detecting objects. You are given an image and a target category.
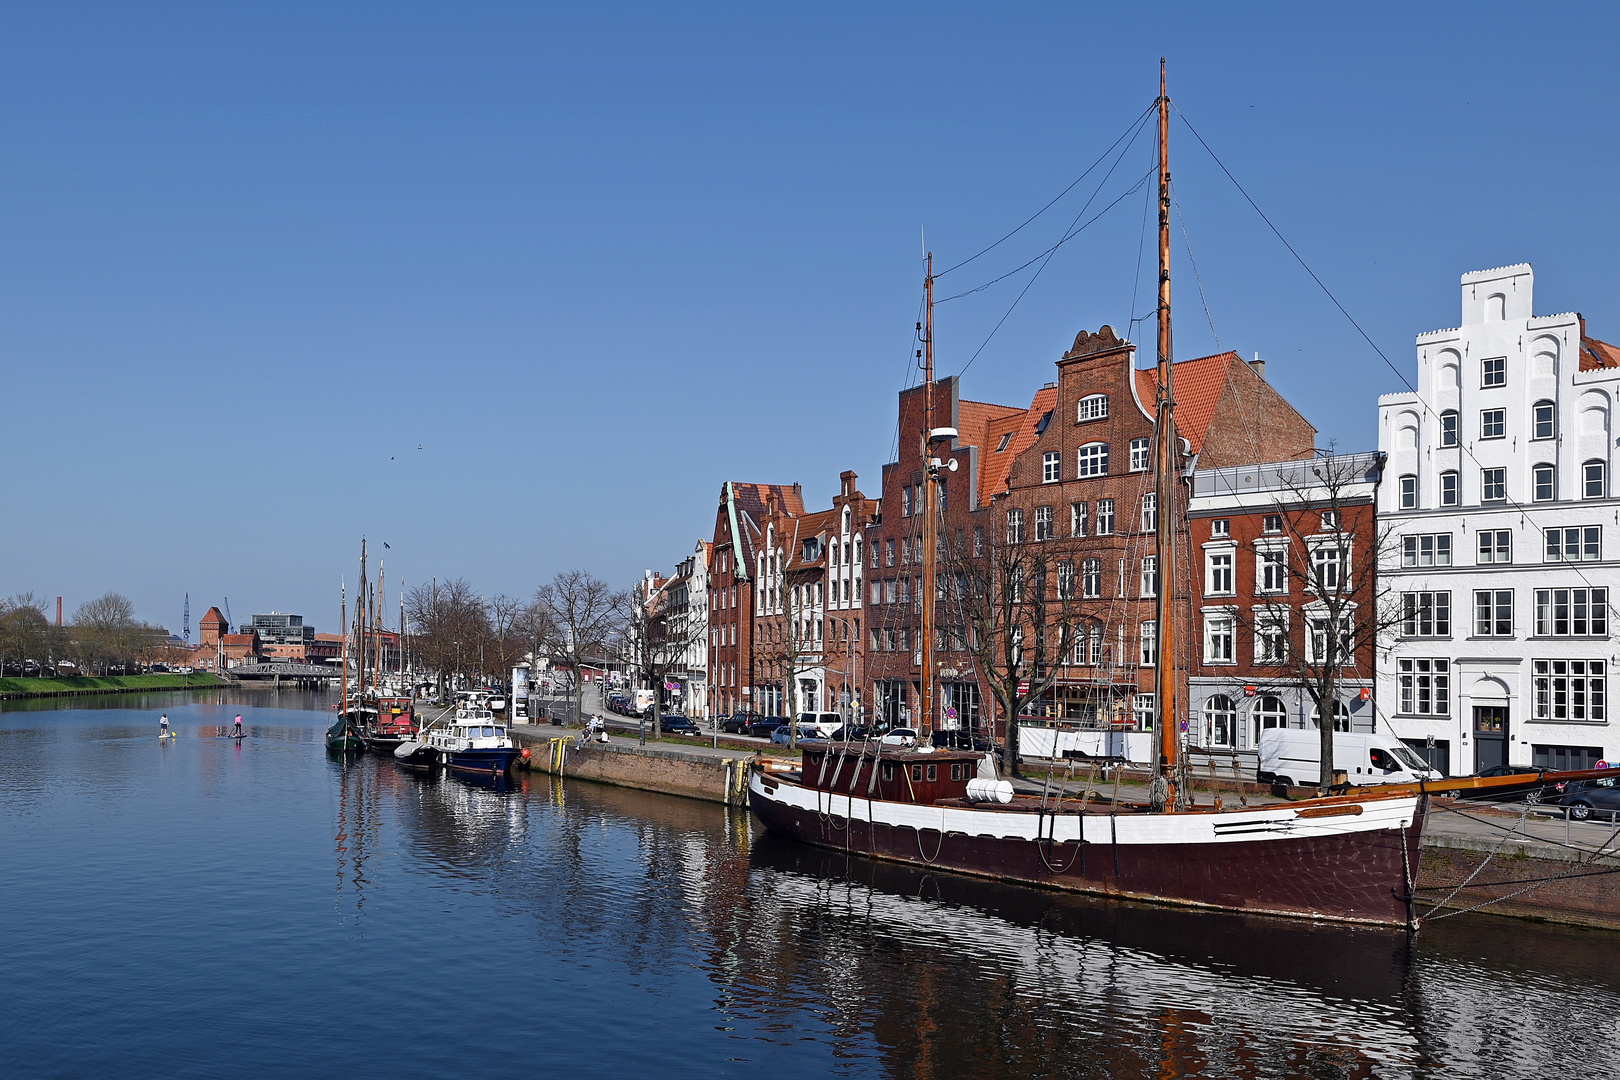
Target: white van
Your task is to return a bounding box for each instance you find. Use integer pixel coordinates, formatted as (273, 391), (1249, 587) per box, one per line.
(797, 712), (843, 738)
(1257, 729), (1440, 787)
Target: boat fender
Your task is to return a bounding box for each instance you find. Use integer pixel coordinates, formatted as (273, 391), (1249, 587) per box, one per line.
(966, 778), (1014, 804)
(521, 747), (531, 759)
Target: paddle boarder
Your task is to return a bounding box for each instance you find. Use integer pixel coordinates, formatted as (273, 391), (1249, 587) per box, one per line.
(159, 714), (170, 738)
(233, 715), (243, 738)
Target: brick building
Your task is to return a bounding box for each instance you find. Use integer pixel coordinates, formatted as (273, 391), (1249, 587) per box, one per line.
(708, 481), (804, 717)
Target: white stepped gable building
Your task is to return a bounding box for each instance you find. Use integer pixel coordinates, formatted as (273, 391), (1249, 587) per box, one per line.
(1378, 263), (1620, 776)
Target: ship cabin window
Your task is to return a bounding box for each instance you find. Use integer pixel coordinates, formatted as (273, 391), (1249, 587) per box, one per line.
(927, 764), (938, 782)
(950, 763), (963, 781)
(494, 727), (505, 737)
(911, 765), (923, 782)
(882, 763), (893, 782)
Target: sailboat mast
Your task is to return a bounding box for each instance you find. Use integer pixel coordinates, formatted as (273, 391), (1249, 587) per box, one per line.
(920, 251), (937, 737)
(340, 580), (348, 713)
(1153, 58), (1181, 808)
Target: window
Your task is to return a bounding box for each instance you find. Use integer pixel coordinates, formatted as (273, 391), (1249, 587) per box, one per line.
(1476, 530), (1511, 564)
(1129, 437), (1151, 472)
(1140, 622), (1157, 665)
(1482, 356), (1506, 387)
(1042, 451), (1060, 483)
(1401, 591), (1450, 637)
(1034, 505), (1053, 541)
(1096, 499), (1115, 535)
(1440, 471), (1459, 506)
(1134, 692), (1155, 730)
(1078, 394), (1108, 421)
(1078, 442), (1109, 477)
(901, 486), (912, 517)
(1206, 551), (1233, 595)
(1320, 509), (1340, 530)
(900, 538), (911, 565)
(1140, 556), (1158, 598)
(1308, 613), (1354, 664)
(1071, 502), (1088, 537)
(1141, 493), (1157, 531)
(1534, 588), (1607, 637)
(1399, 475), (1417, 509)
(1401, 533), (1452, 567)
(1203, 613), (1235, 663)
(1534, 401), (1556, 440)
(1253, 695), (1286, 741)
(1480, 408), (1505, 439)
(1398, 658), (1450, 716)
(1311, 543), (1343, 591)
(1255, 611), (1288, 664)
(1263, 514), (1282, 534)
(1080, 558), (1102, 598)
(1534, 660), (1605, 722)
(972, 529), (984, 557)
(1211, 518), (1230, 538)
(1545, 526), (1601, 562)
(1441, 410), (1459, 447)
(1257, 547), (1287, 593)
(1586, 460), (1607, 499)
(1534, 464), (1555, 502)
(1088, 625), (1105, 664)
(1007, 508), (1025, 544)
(1474, 590), (1513, 637)
(995, 432), (1012, 452)
(885, 539), (895, 566)
(1481, 468), (1506, 501)
(1057, 560), (1075, 600)
(1204, 695), (1236, 748)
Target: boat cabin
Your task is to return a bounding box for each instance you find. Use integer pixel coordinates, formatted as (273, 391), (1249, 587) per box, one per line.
(426, 707), (511, 752)
(375, 697), (416, 735)
(798, 744), (987, 804)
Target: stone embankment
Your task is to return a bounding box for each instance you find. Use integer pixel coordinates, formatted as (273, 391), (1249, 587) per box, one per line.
(510, 725), (761, 806)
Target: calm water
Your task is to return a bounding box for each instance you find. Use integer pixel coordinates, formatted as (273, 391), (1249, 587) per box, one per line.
(4, 692), (1619, 1079)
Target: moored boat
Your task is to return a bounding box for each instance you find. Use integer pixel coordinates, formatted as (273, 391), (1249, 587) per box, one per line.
(362, 696), (417, 753)
(423, 704), (522, 779)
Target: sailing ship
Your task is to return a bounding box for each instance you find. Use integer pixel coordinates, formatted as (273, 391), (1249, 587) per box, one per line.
(326, 570), (367, 754)
(748, 63), (1610, 928)
(328, 540), (415, 754)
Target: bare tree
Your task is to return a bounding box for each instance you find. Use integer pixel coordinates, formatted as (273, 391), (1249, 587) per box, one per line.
(532, 570), (625, 726)
(620, 572), (705, 743)
(945, 517), (1081, 778)
(0, 594), (58, 676)
(483, 594), (528, 689)
(71, 593), (143, 675)
(404, 578), (489, 700)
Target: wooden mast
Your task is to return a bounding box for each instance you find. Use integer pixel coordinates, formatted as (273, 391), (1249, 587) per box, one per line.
(340, 580), (347, 719)
(1153, 58), (1181, 809)
(920, 251), (937, 737)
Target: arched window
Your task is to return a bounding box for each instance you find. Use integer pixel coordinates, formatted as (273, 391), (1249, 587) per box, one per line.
(1252, 695), (1286, 744)
(1533, 400), (1556, 440)
(1534, 464), (1555, 502)
(1077, 394), (1108, 422)
(1203, 695), (1236, 748)
(1309, 701), (1351, 733)
(1078, 442), (1109, 477)
(1399, 475), (1417, 510)
(1585, 460), (1607, 499)
(1440, 410), (1459, 447)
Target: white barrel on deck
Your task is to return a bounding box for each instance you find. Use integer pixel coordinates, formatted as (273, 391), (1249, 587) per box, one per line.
(965, 778), (1014, 804)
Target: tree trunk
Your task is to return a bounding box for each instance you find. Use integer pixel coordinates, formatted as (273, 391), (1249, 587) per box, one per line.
(1319, 654), (1337, 791)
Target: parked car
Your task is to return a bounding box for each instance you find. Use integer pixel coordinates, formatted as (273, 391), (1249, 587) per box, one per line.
(796, 712), (843, 738)
(719, 714), (752, 735)
(771, 724), (823, 745)
(1457, 764), (1562, 804)
(830, 725), (873, 741)
(1557, 776), (1620, 821)
(879, 727), (919, 748)
(659, 715), (700, 736)
(747, 717), (787, 739)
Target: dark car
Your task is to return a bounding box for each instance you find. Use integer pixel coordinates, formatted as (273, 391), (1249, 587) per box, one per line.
(1557, 776), (1620, 820)
(1456, 764), (1559, 804)
(747, 717), (787, 739)
(829, 725), (873, 741)
(659, 715), (701, 736)
(720, 714), (752, 735)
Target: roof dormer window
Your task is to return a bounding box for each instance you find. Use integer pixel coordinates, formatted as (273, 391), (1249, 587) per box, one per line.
(996, 433), (1012, 452)
(1078, 394), (1108, 422)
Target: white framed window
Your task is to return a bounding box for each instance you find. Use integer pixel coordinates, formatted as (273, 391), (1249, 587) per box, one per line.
(1210, 518), (1230, 538)
(1129, 437), (1151, 472)
(901, 486), (912, 517)
(1256, 544), (1288, 594)
(972, 529), (983, 557)
(1441, 409), (1459, 447)
(1534, 588), (1608, 637)
(1071, 502), (1088, 537)
(1533, 400), (1556, 440)
(1307, 611), (1354, 664)
(1252, 695), (1287, 742)
(1139, 622), (1157, 666)
(1399, 475), (1417, 509)
(1533, 464), (1555, 502)
(1534, 659), (1605, 722)
(1440, 471), (1459, 506)
(1203, 613), (1235, 664)
(1205, 551), (1234, 595)
(1545, 526), (1601, 562)
(1080, 558), (1102, 598)
(1056, 560), (1075, 600)
(1006, 508), (1025, 544)
(1480, 408), (1505, 439)
(1042, 451), (1060, 483)
(1481, 467), (1506, 502)
(1095, 499), (1115, 535)
(1474, 590), (1513, 637)
(1320, 509), (1340, 530)
(1398, 658), (1450, 716)
(1310, 542), (1345, 592)
(1585, 460), (1607, 499)
(1134, 692), (1155, 730)
(1078, 394), (1108, 422)
(1476, 530), (1511, 564)
(1140, 555), (1158, 598)
(1141, 492), (1157, 531)
(1401, 591), (1450, 637)
(1078, 442), (1109, 477)
(1482, 356), (1506, 387)
(1255, 610), (1288, 664)
(1403, 533), (1452, 567)
(1203, 695), (1236, 748)
(1088, 625), (1105, 665)
(1263, 514), (1282, 534)
(1034, 505), (1053, 541)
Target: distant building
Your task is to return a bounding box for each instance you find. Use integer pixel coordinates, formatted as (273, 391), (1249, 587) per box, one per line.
(198, 607), (229, 647)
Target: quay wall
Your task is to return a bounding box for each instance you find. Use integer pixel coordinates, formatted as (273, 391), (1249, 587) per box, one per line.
(1419, 832), (1620, 932)
(511, 728), (755, 806)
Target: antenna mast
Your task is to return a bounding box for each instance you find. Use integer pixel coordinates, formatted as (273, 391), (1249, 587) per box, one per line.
(1153, 58), (1182, 810)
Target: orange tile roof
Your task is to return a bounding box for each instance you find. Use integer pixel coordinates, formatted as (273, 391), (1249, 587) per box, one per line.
(957, 399), (1026, 450)
(980, 386), (1057, 502)
(199, 606), (227, 626)
(1581, 336), (1620, 371)
(1133, 351), (1239, 455)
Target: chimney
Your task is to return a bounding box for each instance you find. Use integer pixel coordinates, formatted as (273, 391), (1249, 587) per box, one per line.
(56, 597), (62, 626)
(1248, 352), (1266, 380)
(840, 470), (857, 497)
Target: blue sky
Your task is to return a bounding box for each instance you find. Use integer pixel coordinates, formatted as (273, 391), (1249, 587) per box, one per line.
(3, 3), (1618, 634)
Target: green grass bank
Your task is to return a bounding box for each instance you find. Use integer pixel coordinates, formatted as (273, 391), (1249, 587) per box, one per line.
(0, 673), (227, 699)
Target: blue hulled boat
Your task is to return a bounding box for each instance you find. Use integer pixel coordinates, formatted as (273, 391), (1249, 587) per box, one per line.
(422, 704), (522, 778)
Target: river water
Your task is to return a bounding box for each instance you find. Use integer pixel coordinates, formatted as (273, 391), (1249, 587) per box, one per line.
(3, 693), (1618, 1079)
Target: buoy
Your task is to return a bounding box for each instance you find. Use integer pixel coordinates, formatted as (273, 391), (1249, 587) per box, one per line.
(520, 747), (531, 759)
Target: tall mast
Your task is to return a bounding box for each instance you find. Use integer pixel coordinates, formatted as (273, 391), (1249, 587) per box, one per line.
(1153, 58), (1181, 809)
(340, 579), (348, 714)
(358, 539), (368, 698)
(920, 251), (937, 737)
